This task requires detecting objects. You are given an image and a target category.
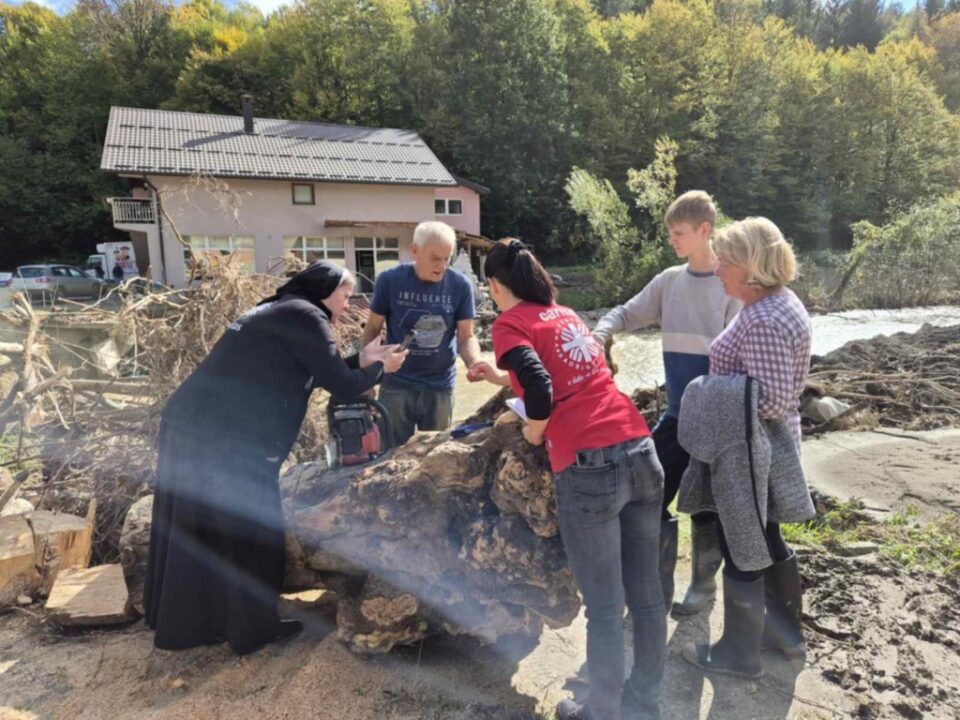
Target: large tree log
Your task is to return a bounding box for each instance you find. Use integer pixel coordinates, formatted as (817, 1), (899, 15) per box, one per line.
(121, 412), (580, 653)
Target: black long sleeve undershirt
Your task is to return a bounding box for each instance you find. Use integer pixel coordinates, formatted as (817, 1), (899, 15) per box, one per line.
(500, 346), (552, 420)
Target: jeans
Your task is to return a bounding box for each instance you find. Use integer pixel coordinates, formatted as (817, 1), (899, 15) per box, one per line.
(653, 415), (715, 529)
(378, 381), (454, 446)
(555, 436), (666, 720)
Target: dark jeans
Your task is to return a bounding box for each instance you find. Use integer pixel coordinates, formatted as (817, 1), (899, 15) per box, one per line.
(717, 521), (792, 581)
(653, 415), (714, 527)
(555, 436), (666, 720)
(378, 380), (454, 445)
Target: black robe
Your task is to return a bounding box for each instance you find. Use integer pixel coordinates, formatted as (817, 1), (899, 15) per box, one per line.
(144, 270), (382, 653)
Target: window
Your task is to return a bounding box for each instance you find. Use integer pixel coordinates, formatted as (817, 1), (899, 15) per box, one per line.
(16, 267), (44, 278)
(283, 236), (345, 267)
(355, 237), (400, 276)
(67, 268), (86, 278)
(435, 198), (463, 216)
(292, 183), (315, 205)
(184, 235), (256, 279)
(52, 267), (68, 277)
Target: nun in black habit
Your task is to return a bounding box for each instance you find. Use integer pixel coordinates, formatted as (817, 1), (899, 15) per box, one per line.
(144, 261), (407, 654)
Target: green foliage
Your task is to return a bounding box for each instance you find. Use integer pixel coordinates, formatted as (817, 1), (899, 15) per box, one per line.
(784, 501), (960, 577)
(2, 0), (960, 270)
(842, 192), (960, 307)
(565, 136), (678, 303)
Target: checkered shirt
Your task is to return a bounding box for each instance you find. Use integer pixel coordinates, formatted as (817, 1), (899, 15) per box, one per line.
(709, 289), (812, 448)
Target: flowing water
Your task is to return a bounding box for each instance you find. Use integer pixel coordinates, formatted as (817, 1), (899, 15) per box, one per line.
(453, 304), (960, 421)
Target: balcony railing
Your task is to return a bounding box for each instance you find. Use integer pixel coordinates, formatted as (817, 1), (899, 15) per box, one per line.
(109, 197), (156, 225)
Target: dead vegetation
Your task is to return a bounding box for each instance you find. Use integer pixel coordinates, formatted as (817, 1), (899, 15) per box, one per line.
(804, 323), (960, 432)
(0, 268), (367, 562)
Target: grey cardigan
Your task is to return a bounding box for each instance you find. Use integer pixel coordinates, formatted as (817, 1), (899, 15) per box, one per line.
(677, 374), (815, 571)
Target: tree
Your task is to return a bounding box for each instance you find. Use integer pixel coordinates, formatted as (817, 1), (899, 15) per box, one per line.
(409, 0), (575, 241)
(565, 136), (680, 302)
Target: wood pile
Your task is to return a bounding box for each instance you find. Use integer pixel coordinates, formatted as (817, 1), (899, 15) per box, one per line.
(805, 323), (960, 431)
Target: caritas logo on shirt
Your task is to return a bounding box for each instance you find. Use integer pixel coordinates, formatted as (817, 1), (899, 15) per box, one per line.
(538, 307), (603, 378)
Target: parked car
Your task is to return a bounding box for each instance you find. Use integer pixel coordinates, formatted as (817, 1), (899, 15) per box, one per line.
(11, 264), (105, 302)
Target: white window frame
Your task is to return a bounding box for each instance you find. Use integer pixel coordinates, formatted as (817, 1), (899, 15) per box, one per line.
(354, 237), (400, 276)
(184, 235), (256, 279)
(435, 198), (463, 216)
(283, 236), (346, 266)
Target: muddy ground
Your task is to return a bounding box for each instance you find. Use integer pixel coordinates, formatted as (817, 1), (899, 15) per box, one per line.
(803, 428), (960, 518)
(2, 425), (959, 720)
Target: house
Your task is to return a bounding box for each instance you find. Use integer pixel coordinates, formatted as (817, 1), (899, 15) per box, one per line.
(99, 101), (490, 291)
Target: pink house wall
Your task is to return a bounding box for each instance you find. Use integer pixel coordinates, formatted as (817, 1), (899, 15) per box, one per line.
(434, 185), (481, 235)
(146, 176), (437, 287)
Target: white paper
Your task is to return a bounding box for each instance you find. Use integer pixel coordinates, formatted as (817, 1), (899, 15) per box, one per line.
(505, 397), (528, 421)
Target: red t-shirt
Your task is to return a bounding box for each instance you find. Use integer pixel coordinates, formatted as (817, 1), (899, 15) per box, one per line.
(492, 302), (650, 472)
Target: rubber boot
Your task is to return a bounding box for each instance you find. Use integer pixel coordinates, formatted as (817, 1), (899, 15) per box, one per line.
(672, 516), (722, 616)
(659, 517), (679, 613)
(681, 573), (764, 679)
(762, 552), (806, 659)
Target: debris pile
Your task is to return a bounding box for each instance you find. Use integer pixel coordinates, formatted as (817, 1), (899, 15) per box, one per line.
(120, 411), (580, 653)
(804, 323), (960, 432)
(0, 269), (367, 564)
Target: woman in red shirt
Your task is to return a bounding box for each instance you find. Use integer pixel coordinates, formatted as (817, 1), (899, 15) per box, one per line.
(472, 240), (665, 720)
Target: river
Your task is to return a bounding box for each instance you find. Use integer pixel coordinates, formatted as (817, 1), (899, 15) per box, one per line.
(453, 304), (960, 421)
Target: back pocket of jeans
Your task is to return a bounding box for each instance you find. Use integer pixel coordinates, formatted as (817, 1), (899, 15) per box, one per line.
(569, 464), (618, 515)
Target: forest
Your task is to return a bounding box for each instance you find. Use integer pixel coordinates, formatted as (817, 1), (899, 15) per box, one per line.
(1, 0), (959, 275)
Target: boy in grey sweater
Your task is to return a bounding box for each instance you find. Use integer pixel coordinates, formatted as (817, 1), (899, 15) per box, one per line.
(593, 190), (741, 615)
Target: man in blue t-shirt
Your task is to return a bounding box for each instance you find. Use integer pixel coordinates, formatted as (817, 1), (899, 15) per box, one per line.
(360, 221), (480, 444)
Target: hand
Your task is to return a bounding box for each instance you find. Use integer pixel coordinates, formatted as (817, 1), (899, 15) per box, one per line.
(522, 423), (544, 446)
(360, 337), (400, 367)
(361, 337), (408, 373)
(469, 360), (508, 386)
(382, 347), (408, 374)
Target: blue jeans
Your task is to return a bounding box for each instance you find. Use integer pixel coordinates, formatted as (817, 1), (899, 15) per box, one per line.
(555, 436), (666, 720)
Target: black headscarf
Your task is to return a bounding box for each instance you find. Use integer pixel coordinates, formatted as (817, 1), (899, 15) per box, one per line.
(259, 261), (346, 316)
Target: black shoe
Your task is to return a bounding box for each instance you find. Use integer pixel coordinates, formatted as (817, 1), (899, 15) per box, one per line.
(672, 517), (722, 616)
(232, 620), (303, 655)
(681, 573), (764, 679)
(762, 553), (806, 659)
(659, 517), (679, 613)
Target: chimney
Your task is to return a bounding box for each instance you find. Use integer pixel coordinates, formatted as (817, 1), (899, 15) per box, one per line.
(242, 94), (254, 134)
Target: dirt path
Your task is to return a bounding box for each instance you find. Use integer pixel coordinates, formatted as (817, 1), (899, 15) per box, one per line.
(803, 429), (960, 517)
(2, 430), (958, 720)
(2, 556), (958, 719)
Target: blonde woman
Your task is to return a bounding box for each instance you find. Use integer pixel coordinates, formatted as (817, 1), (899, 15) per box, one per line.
(680, 217), (813, 678)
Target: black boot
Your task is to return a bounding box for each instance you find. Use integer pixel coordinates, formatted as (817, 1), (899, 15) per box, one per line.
(672, 516), (722, 616)
(762, 552), (806, 659)
(659, 517), (678, 613)
(681, 573), (764, 679)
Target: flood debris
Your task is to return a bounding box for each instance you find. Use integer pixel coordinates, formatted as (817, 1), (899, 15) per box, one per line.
(121, 414), (580, 653)
(804, 323), (960, 432)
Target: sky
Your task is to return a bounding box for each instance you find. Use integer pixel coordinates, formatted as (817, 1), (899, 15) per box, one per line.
(6, 0), (293, 16)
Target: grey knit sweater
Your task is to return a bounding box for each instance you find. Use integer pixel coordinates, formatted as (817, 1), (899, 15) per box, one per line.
(677, 374), (815, 571)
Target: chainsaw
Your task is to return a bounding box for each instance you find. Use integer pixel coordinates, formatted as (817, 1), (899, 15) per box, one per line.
(324, 396), (395, 468)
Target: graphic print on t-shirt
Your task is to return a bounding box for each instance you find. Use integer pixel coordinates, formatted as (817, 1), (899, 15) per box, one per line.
(404, 312), (448, 349)
(552, 317), (604, 384)
(400, 309), (449, 354)
(555, 319), (603, 367)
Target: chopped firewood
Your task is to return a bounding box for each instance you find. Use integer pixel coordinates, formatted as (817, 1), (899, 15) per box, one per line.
(44, 564), (133, 626)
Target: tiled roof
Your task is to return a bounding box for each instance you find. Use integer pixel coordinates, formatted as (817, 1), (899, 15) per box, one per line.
(100, 106), (457, 187)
